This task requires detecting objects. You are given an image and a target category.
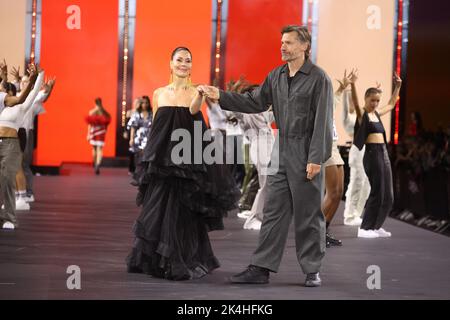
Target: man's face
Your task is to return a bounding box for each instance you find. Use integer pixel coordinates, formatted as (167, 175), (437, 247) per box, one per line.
(281, 32), (308, 62)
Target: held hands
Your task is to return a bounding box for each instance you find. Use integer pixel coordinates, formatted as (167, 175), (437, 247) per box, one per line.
(306, 163), (321, 180)
(197, 85), (220, 103)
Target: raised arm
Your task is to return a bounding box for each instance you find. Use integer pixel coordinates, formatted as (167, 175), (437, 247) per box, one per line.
(42, 77), (56, 103)
(21, 69), (44, 109)
(0, 59), (8, 89)
(377, 72), (402, 116)
(349, 69), (363, 123)
(189, 87), (205, 115)
(342, 89), (356, 135)
(152, 88), (160, 116)
(4, 63), (40, 107)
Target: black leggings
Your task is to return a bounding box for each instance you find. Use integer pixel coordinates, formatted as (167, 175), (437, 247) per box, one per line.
(361, 144), (394, 230)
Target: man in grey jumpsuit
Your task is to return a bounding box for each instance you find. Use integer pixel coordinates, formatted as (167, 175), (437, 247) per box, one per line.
(198, 25), (333, 287)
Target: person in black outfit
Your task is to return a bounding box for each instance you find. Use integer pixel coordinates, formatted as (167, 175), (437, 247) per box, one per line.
(349, 69), (402, 238)
(126, 47), (240, 280)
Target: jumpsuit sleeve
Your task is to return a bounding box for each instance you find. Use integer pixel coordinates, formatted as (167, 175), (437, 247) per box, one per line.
(219, 73), (273, 114)
(307, 73), (334, 165)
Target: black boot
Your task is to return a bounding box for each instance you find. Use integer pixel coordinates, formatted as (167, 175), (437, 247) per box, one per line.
(304, 272), (321, 287)
(230, 265), (269, 284)
(326, 232), (342, 247)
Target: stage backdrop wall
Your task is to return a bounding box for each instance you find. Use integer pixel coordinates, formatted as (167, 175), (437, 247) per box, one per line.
(224, 0), (303, 86)
(316, 0), (395, 145)
(36, 0), (119, 166)
(0, 0), (27, 79)
(404, 0), (450, 132)
(132, 0), (212, 119)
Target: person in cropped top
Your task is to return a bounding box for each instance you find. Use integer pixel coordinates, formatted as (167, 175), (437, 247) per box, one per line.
(0, 63), (42, 230)
(349, 69), (402, 239)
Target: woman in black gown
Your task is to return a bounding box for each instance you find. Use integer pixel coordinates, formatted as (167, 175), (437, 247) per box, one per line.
(126, 47), (240, 280)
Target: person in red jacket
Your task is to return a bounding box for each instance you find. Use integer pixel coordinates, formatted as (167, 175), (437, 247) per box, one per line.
(86, 97), (111, 175)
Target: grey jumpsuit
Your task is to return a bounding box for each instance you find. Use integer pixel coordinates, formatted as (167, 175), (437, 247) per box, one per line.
(219, 59), (333, 274)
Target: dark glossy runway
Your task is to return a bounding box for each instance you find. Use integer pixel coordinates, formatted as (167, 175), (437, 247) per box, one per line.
(1, 164), (449, 300)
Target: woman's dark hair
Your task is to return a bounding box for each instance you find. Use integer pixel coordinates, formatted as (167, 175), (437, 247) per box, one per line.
(4, 82), (17, 96)
(95, 97), (110, 118)
(137, 95), (152, 113)
(364, 87), (382, 98)
(171, 47), (192, 61)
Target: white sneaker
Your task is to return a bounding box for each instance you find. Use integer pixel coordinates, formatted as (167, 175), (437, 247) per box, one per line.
(2, 222), (15, 230)
(344, 217), (363, 226)
(243, 217), (262, 230)
(16, 198), (30, 211)
(237, 210), (251, 219)
(1, 204), (4, 210)
(375, 228), (392, 237)
(24, 195), (35, 203)
(357, 228), (379, 238)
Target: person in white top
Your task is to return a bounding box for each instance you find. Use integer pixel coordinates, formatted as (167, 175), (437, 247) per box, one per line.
(0, 62), (43, 230)
(18, 77), (56, 203)
(341, 81), (371, 227)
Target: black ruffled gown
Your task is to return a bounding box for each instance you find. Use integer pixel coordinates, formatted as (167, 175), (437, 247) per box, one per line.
(126, 106), (240, 280)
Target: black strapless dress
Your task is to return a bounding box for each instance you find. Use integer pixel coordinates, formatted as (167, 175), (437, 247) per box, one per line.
(126, 107), (240, 280)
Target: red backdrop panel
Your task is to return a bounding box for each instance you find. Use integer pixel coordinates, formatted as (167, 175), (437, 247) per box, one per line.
(132, 0), (212, 118)
(37, 0), (118, 166)
(225, 0), (303, 85)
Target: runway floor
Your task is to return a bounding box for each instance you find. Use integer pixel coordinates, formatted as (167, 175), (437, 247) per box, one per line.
(1, 165), (449, 300)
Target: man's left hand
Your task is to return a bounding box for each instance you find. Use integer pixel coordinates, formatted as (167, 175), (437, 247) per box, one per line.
(306, 163), (321, 180)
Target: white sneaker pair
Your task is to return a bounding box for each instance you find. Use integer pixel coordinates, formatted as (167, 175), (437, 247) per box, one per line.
(357, 228), (392, 238)
(344, 217), (363, 226)
(16, 198), (30, 211)
(2, 222), (15, 230)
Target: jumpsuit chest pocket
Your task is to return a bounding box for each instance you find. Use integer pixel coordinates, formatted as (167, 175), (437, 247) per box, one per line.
(290, 93), (311, 115)
(288, 94), (311, 137)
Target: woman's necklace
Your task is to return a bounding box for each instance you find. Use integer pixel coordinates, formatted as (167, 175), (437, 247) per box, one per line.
(167, 84), (190, 91)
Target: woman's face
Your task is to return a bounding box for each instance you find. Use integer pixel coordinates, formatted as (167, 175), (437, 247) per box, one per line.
(21, 75), (30, 90)
(365, 93), (381, 112)
(170, 50), (192, 79)
(141, 99), (150, 111)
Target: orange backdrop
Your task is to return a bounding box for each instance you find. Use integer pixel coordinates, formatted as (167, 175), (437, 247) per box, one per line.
(132, 0), (212, 118)
(225, 0), (303, 85)
(37, 0), (118, 166)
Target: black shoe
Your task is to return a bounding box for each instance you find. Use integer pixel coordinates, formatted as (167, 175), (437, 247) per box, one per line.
(326, 233), (342, 247)
(230, 265), (269, 284)
(95, 165), (100, 175)
(304, 272), (321, 287)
